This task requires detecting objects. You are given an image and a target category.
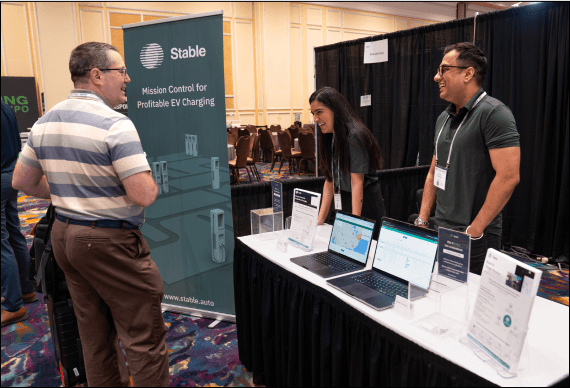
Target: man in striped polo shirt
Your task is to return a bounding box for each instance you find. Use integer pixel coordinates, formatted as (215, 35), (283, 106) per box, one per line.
(13, 42), (168, 387)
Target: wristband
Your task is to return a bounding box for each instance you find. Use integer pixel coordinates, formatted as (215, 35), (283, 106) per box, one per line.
(465, 225), (484, 240)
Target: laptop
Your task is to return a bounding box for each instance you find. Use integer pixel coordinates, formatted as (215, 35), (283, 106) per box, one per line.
(290, 211), (376, 278)
(327, 217), (438, 310)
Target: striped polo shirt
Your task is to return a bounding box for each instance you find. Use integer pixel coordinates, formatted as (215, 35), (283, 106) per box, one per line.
(19, 90), (150, 225)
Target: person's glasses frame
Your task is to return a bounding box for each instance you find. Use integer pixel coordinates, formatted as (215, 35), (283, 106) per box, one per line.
(92, 67), (128, 78)
(437, 65), (469, 77)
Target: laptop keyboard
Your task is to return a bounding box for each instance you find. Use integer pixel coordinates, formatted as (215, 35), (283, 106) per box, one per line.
(353, 272), (408, 299)
(310, 252), (359, 272)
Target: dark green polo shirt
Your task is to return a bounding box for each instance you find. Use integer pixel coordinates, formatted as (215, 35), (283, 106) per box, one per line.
(433, 88), (520, 235)
(333, 133), (377, 192)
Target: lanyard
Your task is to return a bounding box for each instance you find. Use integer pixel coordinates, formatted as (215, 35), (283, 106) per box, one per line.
(331, 136), (341, 194)
(69, 92), (111, 108)
(435, 92), (487, 168)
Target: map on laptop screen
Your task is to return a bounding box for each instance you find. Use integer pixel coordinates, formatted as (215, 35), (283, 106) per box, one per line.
(329, 213), (374, 264)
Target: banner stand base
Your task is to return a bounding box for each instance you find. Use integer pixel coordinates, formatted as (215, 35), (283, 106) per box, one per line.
(161, 303), (236, 323)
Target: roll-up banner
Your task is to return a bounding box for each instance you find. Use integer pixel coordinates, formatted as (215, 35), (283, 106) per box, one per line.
(123, 11), (235, 321)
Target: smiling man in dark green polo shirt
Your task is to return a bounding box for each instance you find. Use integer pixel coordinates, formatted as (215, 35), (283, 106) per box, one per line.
(416, 42), (520, 275)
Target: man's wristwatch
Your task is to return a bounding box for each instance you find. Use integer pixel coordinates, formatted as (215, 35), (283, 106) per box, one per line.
(414, 217), (429, 227)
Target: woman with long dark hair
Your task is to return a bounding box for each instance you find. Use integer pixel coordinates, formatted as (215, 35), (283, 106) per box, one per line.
(310, 87), (385, 238)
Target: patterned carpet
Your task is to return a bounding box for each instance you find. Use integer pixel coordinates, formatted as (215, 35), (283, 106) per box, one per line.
(232, 161), (317, 184)
(1, 194), (256, 387)
(504, 250), (569, 306)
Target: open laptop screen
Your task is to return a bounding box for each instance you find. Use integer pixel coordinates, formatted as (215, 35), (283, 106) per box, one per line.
(328, 212), (375, 264)
(373, 218), (438, 290)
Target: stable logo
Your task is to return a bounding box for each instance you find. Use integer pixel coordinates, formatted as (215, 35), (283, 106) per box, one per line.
(140, 43), (164, 69)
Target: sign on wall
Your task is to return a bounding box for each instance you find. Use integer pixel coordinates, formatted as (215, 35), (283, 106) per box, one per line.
(1, 76), (41, 131)
(123, 11), (235, 319)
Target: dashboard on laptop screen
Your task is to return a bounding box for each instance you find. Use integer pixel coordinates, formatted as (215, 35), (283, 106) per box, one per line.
(373, 220), (438, 289)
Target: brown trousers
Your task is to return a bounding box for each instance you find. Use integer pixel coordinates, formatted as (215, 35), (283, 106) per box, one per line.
(51, 219), (169, 387)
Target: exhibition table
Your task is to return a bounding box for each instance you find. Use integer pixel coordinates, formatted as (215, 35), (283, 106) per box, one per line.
(234, 226), (569, 387)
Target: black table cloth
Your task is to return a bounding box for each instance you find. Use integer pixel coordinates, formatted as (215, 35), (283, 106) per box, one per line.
(234, 239), (509, 387)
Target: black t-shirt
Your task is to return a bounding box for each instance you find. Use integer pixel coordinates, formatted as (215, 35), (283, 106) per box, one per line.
(333, 133), (377, 192)
(433, 88), (520, 235)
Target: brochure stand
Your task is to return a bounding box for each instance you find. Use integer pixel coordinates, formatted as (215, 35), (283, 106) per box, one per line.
(413, 267), (470, 337)
(276, 217), (292, 253)
(392, 276), (426, 320)
(459, 322), (530, 379)
(287, 189), (321, 252)
(251, 208), (283, 240)
(457, 249), (540, 378)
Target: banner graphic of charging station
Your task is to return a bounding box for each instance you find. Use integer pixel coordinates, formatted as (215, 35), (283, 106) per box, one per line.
(123, 11), (234, 316)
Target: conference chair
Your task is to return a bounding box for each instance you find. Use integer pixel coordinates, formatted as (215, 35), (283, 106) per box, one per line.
(247, 132), (258, 159)
(246, 125), (257, 134)
(246, 134), (261, 182)
(289, 125), (299, 142)
(259, 128), (282, 169)
(238, 127), (249, 138)
(227, 132), (238, 147)
(297, 132), (316, 175)
(277, 131), (301, 174)
(284, 127), (293, 144)
(229, 136), (252, 185)
(269, 125), (281, 133)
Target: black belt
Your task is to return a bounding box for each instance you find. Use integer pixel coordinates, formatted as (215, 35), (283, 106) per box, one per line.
(56, 215), (142, 230)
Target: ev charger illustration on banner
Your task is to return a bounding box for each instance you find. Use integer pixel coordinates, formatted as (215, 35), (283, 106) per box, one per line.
(152, 161), (168, 194)
(211, 157), (219, 189)
(210, 209), (225, 263)
(160, 161), (168, 193)
(152, 162), (162, 194)
(185, 135), (191, 155)
(185, 134), (198, 156)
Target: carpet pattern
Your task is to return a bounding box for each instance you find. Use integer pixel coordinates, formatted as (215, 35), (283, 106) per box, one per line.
(1, 194), (255, 387)
(232, 161), (316, 184)
(505, 251), (569, 306)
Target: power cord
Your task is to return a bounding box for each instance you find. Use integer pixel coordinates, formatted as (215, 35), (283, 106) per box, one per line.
(507, 246), (569, 271)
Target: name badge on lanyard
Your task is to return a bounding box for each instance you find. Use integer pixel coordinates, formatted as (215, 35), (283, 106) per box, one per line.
(434, 165), (448, 190)
(334, 193), (342, 210)
(434, 92), (487, 191)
